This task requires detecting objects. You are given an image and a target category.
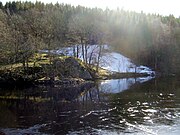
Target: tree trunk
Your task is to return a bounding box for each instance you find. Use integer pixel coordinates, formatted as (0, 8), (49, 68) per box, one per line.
(85, 44), (88, 64)
(96, 45), (102, 72)
(73, 46), (76, 57)
(76, 45), (79, 58)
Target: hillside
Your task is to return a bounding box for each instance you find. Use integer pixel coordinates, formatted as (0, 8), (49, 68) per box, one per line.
(45, 45), (155, 75)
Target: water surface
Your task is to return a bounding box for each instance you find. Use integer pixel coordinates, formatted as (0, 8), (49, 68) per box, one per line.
(0, 77), (180, 135)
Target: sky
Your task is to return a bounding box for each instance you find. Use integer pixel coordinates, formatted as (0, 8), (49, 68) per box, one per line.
(1, 0), (180, 17)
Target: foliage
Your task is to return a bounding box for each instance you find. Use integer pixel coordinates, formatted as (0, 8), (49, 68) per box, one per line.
(0, 1), (180, 75)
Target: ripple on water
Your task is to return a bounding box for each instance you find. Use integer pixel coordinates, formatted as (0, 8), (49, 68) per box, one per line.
(0, 124), (49, 135)
(142, 109), (157, 113)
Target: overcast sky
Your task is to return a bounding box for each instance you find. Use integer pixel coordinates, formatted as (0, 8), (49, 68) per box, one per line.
(1, 0), (180, 17)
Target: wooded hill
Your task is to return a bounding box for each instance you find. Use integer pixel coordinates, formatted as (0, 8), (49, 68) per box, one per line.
(0, 1), (180, 75)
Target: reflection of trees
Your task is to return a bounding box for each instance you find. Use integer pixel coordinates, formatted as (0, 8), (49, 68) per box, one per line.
(0, 103), (18, 127)
(76, 86), (101, 108)
(0, 83), (100, 132)
(1, 78), (179, 134)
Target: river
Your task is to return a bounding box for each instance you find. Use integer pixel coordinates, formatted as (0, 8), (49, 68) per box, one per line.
(0, 77), (180, 135)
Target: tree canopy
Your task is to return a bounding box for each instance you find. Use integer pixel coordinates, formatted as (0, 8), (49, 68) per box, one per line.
(0, 1), (180, 74)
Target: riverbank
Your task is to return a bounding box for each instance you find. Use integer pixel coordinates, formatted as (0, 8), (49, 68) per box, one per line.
(0, 54), (151, 88)
(0, 68), (151, 88)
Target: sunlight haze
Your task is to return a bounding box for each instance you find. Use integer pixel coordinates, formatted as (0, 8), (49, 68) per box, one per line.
(1, 0), (180, 17)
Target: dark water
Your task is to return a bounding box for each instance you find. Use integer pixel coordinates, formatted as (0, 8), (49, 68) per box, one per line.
(0, 77), (180, 135)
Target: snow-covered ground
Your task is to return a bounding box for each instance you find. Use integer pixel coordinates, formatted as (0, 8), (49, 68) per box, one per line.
(41, 45), (155, 75)
(100, 52), (154, 74)
(40, 45), (155, 94)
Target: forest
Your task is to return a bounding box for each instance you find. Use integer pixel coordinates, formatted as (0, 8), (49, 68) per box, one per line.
(0, 1), (180, 75)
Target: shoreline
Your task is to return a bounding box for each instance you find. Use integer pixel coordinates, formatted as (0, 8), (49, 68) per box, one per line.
(0, 72), (153, 88)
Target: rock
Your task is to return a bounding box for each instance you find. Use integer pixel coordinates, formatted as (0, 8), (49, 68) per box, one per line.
(53, 57), (92, 80)
(65, 57), (80, 67)
(36, 76), (86, 86)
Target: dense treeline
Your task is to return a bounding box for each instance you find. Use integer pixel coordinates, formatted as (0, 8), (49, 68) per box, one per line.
(0, 1), (180, 74)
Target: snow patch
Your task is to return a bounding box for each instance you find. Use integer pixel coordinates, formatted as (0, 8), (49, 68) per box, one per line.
(40, 45), (155, 75)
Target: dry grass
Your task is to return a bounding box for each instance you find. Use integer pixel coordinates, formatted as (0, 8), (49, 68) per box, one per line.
(0, 53), (50, 70)
(0, 63), (23, 70)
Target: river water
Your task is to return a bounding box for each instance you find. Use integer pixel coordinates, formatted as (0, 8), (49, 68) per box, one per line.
(0, 77), (180, 135)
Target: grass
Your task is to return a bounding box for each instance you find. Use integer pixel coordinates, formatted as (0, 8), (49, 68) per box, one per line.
(0, 53), (50, 70)
(98, 68), (110, 76)
(0, 63), (23, 70)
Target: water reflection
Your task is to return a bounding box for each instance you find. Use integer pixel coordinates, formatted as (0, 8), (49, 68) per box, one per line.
(0, 77), (180, 135)
(99, 76), (154, 93)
